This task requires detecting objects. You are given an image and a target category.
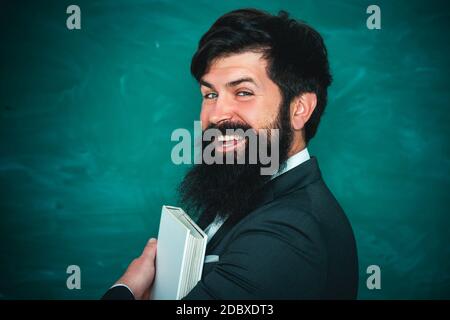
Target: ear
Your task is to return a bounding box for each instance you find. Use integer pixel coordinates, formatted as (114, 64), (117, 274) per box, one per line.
(291, 93), (317, 131)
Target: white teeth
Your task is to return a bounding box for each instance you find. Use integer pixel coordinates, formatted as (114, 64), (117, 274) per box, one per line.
(217, 135), (243, 142)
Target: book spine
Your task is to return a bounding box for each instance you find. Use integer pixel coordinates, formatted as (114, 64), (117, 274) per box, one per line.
(176, 230), (190, 299)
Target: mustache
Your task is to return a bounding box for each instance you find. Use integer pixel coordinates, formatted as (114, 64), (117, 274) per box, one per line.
(202, 121), (281, 147)
(203, 121), (253, 135)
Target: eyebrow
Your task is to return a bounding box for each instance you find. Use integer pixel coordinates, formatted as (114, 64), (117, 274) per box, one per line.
(200, 77), (259, 90)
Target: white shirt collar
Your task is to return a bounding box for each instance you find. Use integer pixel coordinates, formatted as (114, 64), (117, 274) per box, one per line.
(271, 148), (310, 180)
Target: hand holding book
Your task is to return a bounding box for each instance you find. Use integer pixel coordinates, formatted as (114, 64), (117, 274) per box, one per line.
(113, 238), (158, 300)
(108, 205), (206, 300)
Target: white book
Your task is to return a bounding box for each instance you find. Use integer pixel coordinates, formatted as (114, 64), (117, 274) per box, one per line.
(150, 205), (207, 300)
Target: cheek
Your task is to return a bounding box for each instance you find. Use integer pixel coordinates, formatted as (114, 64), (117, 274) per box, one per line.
(238, 100), (280, 129)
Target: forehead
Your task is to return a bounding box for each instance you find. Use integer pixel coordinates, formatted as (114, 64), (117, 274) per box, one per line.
(202, 51), (270, 85)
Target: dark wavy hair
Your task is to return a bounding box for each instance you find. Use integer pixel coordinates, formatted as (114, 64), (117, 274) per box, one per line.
(191, 8), (332, 143)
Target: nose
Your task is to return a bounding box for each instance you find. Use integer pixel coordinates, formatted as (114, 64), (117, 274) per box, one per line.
(208, 93), (235, 126)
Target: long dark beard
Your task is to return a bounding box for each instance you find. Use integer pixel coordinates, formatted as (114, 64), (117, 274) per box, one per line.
(178, 99), (293, 226)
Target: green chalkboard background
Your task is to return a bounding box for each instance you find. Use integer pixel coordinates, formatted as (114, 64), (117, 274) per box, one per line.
(0, 0), (449, 299)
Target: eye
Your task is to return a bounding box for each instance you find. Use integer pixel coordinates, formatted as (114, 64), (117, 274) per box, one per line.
(236, 91), (253, 97)
(203, 92), (218, 100)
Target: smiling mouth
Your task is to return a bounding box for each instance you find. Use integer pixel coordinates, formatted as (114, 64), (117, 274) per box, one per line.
(214, 134), (246, 152)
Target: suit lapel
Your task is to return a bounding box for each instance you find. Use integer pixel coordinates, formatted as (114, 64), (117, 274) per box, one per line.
(205, 215), (237, 254)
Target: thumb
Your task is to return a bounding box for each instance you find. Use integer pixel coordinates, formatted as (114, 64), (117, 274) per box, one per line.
(141, 238), (157, 260)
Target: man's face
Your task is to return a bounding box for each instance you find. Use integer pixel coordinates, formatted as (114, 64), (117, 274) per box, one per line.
(199, 52), (283, 154)
(179, 51), (294, 222)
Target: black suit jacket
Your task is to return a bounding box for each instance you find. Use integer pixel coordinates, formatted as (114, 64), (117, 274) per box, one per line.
(102, 157), (358, 300)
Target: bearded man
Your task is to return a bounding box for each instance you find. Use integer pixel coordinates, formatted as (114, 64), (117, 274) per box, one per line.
(102, 8), (358, 300)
